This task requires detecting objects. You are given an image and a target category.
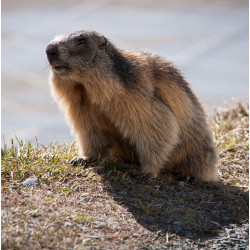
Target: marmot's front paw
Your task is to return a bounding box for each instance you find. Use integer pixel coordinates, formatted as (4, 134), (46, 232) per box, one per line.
(71, 157), (85, 166)
(71, 157), (96, 166)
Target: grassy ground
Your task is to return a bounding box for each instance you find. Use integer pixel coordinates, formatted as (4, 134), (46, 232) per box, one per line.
(1, 103), (249, 249)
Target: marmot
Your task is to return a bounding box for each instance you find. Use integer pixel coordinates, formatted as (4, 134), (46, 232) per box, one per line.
(46, 30), (218, 181)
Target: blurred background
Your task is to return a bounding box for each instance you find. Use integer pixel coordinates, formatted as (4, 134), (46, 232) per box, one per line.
(2, 0), (249, 147)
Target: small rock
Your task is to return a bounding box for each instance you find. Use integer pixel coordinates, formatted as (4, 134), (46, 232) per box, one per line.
(22, 177), (40, 187)
(97, 223), (107, 228)
(80, 226), (88, 231)
(178, 181), (185, 187)
(223, 217), (229, 222)
(64, 222), (72, 227)
(117, 191), (127, 195)
(93, 221), (107, 228)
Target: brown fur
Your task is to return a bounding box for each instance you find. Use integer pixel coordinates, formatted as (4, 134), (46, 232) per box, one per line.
(46, 30), (218, 181)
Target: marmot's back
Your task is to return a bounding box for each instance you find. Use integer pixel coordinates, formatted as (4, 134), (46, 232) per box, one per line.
(120, 51), (218, 181)
(46, 30), (218, 181)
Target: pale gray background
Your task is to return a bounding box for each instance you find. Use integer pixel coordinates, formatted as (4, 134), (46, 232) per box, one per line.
(2, 0), (249, 146)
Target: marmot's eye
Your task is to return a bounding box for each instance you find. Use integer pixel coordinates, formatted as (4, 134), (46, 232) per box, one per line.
(75, 37), (86, 45)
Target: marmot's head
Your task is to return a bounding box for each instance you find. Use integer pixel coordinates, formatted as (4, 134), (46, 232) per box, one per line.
(46, 30), (108, 75)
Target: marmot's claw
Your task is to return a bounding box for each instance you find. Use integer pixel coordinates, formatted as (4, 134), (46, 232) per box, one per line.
(71, 157), (86, 166)
(71, 157), (96, 166)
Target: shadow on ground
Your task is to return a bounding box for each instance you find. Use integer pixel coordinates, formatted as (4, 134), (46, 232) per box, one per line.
(95, 163), (248, 240)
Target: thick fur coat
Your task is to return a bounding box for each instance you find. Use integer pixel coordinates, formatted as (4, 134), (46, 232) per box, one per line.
(46, 30), (218, 181)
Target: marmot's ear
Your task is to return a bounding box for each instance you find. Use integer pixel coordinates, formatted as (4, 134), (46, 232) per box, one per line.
(99, 36), (107, 49)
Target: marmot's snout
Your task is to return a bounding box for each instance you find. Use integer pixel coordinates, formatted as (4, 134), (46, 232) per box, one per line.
(46, 43), (69, 73)
(46, 44), (59, 65)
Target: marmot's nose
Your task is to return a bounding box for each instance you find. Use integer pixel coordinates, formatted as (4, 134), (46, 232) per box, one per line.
(46, 44), (59, 63)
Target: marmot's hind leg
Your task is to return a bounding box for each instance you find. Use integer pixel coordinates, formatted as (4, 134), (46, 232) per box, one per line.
(172, 150), (218, 182)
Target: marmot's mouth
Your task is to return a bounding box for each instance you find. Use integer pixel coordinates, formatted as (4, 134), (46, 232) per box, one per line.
(51, 61), (69, 73)
(54, 66), (68, 72)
